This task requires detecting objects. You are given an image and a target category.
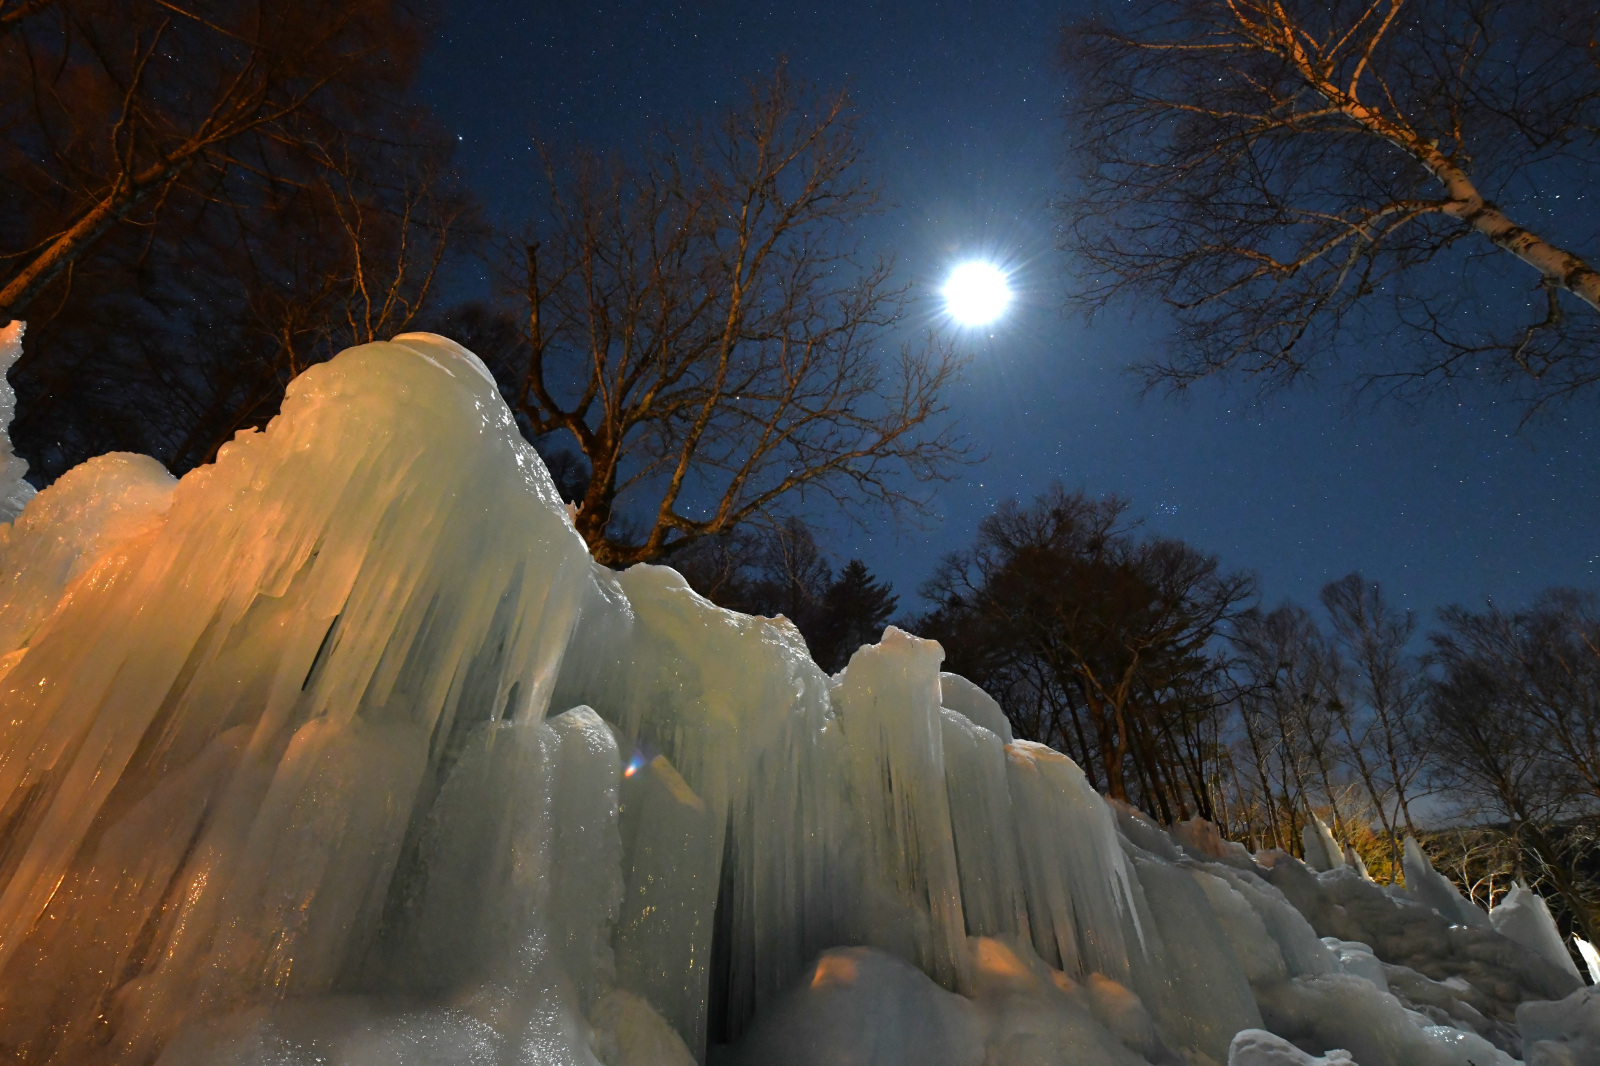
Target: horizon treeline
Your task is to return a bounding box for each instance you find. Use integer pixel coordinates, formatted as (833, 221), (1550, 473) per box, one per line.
(888, 483), (1600, 957)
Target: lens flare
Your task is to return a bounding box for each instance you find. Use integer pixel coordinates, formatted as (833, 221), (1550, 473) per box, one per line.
(942, 261), (1011, 326)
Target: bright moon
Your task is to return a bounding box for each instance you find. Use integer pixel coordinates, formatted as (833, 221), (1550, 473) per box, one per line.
(942, 261), (1011, 326)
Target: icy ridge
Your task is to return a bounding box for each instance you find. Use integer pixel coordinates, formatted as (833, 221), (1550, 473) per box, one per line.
(0, 334), (1587, 1066)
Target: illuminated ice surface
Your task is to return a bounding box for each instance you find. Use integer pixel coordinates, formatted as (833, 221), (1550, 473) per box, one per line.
(0, 328), (1591, 1065)
(0, 322), (36, 522)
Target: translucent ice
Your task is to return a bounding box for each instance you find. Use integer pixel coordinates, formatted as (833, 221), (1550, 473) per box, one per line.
(0, 450), (175, 660)
(1490, 882), (1581, 981)
(1578, 937), (1600, 984)
(1400, 836), (1491, 930)
(0, 334), (598, 1060)
(1300, 816), (1346, 874)
(0, 331), (1584, 1066)
(0, 321), (35, 522)
(940, 671), (1013, 743)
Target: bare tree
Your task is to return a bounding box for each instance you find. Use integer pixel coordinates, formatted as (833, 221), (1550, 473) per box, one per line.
(1427, 600), (1600, 940)
(0, 0), (421, 319)
(1231, 603), (1352, 855)
(1060, 1), (1600, 407)
(168, 134), (464, 467)
(5, 114), (464, 479)
(497, 69), (966, 567)
(917, 486), (1254, 815)
(1321, 572), (1426, 876)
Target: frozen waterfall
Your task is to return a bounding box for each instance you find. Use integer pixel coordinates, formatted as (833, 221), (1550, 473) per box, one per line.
(0, 330), (1593, 1066)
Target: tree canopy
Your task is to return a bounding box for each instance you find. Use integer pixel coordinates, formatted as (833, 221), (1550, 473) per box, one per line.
(1060, 0), (1600, 408)
(483, 69), (966, 567)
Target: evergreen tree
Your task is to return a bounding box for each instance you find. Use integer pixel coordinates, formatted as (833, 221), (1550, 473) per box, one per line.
(814, 559), (898, 673)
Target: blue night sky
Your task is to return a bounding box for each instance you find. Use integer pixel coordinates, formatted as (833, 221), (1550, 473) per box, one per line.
(418, 0), (1600, 621)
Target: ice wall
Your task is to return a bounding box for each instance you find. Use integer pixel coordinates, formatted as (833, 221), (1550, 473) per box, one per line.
(0, 334), (600, 1061)
(0, 332), (1589, 1066)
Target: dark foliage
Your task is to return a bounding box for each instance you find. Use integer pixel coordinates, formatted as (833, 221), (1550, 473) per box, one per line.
(1425, 591), (1600, 940)
(672, 519), (898, 673)
(911, 484), (1254, 819)
(1, 0), (464, 481)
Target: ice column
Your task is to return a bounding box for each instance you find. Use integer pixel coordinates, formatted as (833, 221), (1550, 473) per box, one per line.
(831, 628), (970, 991)
(615, 753), (720, 1061)
(938, 706), (1029, 939)
(1005, 739), (1142, 982)
(0, 334), (595, 1061)
(548, 562), (847, 1045)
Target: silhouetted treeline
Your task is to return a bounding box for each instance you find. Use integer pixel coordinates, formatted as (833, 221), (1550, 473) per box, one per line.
(907, 482), (1600, 953)
(913, 487), (1253, 822)
(673, 519), (898, 674)
(1, 0), (464, 479)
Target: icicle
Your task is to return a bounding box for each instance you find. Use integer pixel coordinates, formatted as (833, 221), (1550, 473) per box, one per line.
(1300, 814), (1345, 873)
(1576, 937), (1600, 985)
(939, 707), (1029, 940)
(614, 752), (720, 1060)
(0, 335), (595, 1059)
(1005, 740), (1142, 980)
(830, 627), (969, 991)
(1342, 845), (1372, 881)
(0, 329), (1581, 1065)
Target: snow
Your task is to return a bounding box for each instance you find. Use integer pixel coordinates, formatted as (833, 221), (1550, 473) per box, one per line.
(1518, 988), (1600, 1065)
(0, 328), (1592, 1065)
(720, 947), (983, 1066)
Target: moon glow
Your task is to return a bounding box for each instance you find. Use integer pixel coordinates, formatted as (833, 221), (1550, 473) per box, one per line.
(942, 260), (1012, 326)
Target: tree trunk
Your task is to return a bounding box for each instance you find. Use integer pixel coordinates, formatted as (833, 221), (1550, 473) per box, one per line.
(1316, 72), (1600, 313)
(0, 159), (186, 317)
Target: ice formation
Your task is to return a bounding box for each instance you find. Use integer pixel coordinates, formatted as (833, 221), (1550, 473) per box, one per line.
(0, 322), (36, 522)
(1492, 883), (1582, 983)
(1401, 836), (1493, 931)
(0, 330), (1592, 1065)
(1578, 938), (1600, 985)
(1299, 816), (1345, 874)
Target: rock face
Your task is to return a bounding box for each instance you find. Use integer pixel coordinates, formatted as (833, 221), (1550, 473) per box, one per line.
(0, 333), (1587, 1066)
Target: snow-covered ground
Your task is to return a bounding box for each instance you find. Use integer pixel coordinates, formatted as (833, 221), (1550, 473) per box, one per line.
(0, 327), (1594, 1066)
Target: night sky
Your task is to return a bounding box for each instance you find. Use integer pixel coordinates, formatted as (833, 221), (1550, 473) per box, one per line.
(418, 0), (1600, 621)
